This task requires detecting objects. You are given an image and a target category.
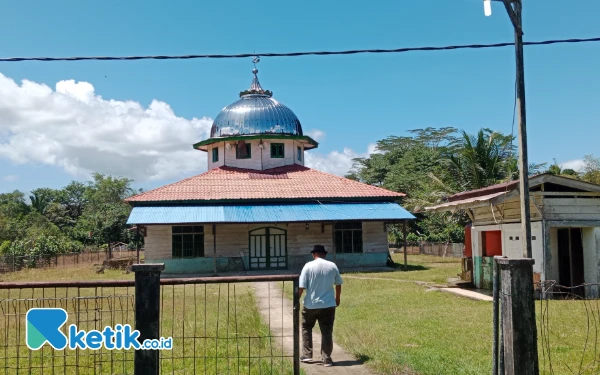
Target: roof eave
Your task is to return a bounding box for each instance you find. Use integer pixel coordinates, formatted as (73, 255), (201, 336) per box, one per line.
(193, 135), (319, 151)
(126, 196), (405, 207)
(446, 174), (600, 203)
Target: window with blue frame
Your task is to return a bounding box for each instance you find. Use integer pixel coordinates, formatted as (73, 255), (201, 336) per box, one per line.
(212, 147), (219, 162)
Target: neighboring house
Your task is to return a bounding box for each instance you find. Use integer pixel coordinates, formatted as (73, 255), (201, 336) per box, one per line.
(125, 68), (414, 274)
(426, 174), (600, 295)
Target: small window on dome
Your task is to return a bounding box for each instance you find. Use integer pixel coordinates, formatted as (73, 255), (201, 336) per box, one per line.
(212, 147), (219, 163)
(297, 146), (302, 161)
(271, 143), (284, 158)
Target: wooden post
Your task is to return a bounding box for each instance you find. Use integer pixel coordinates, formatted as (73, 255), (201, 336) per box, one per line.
(132, 263), (165, 375)
(212, 224), (217, 275)
(136, 227), (141, 264)
(403, 220), (408, 271)
(293, 277), (300, 375)
(496, 258), (539, 375)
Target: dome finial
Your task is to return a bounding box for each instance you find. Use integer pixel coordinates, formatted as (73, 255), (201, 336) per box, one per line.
(240, 55), (273, 98)
(252, 55), (260, 75)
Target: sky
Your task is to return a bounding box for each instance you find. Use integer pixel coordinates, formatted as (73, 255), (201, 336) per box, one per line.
(0, 0), (599, 194)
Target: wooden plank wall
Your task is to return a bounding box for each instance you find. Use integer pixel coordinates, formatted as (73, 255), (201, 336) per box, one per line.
(472, 196), (544, 225)
(145, 221), (389, 260)
(362, 221), (388, 253)
(542, 197), (600, 221)
(145, 225), (172, 259)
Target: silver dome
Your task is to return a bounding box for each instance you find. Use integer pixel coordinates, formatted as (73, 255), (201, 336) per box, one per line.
(210, 70), (303, 138)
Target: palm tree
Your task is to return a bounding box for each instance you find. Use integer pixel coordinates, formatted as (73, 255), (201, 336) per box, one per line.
(445, 129), (514, 191)
(29, 189), (53, 215)
(545, 159), (580, 178)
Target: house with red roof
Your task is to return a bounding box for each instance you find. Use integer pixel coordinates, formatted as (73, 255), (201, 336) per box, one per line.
(426, 174), (600, 295)
(126, 67), (414, 274)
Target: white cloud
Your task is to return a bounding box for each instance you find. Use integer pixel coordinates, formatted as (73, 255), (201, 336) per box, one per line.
(306, 129), (326, 142)
(560, 159), (585, 172)
(305, 143), (378, 176)
(2, 175), (18, 182)
(0, 73), (212, 181)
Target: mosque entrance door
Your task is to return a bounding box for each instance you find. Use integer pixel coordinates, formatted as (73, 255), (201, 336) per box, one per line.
(249, 227), (287, 270)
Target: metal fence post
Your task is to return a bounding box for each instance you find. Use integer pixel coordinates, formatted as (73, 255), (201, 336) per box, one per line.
(496, 258), (539, 375)
(293, 277), (300, 375)
(132, 263), (165, 375)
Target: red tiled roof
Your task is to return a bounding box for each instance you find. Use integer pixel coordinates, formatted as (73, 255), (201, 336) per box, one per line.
(126, 165), (404, 203)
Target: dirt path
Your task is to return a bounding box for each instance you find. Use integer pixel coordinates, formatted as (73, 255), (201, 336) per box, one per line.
(253, 282), (375, 375)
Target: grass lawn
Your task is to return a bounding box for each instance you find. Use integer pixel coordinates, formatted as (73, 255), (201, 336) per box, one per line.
(288, 254), (600, 375)
(0, 264), (297, 375)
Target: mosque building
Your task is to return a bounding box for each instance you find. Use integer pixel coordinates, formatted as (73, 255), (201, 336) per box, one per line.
(126, 65), (414, 274)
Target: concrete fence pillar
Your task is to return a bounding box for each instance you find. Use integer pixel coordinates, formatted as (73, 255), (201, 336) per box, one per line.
(496, 258), (539, 375)
(133, 263), (164, 375)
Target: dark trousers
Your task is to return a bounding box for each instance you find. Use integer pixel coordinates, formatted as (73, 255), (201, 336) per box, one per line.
(301, 306), (336, 362)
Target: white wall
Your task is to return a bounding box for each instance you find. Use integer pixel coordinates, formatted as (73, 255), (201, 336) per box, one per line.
(471, 222), (544, 275)
(207, 143), (225, 170)
(583, 227), (600, 284)
(261, 140), (297, 170)
(294, 141), (305, 166)
(207, 139), (305, 171)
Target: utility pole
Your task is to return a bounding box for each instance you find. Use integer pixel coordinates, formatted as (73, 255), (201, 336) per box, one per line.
(487, 0), (532, 258)
(510, 0), (532, 259)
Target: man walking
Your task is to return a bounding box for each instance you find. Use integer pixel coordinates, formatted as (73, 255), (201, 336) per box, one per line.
(298, 244), (343, 367)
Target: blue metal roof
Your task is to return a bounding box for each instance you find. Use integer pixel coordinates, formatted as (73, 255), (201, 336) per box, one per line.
(127, 202), (414, 225)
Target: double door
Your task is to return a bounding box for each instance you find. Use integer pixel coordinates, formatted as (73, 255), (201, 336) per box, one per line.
(249, 227), (287, 269)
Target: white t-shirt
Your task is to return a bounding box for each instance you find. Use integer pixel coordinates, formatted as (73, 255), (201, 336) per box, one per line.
(299, 257), (343, 309)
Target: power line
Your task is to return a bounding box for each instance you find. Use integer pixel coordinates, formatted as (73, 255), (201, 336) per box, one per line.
(1, 37), (599, 63)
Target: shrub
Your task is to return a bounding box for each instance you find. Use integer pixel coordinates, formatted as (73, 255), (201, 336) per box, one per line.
(0, 240), (11, 255)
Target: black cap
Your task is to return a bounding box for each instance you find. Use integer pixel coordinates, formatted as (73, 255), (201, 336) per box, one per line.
(311, 245), (328, 254)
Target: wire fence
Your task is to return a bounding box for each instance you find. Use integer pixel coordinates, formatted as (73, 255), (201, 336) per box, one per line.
(0, 275), (299, 374)
(158, 278), (297, 375)
(0, 249), (145, 274)
(0, 281), (136, 374)
(536, 281), (600, 375)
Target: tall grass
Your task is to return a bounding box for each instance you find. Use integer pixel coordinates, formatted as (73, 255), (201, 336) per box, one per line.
(0, 265), (297, 374)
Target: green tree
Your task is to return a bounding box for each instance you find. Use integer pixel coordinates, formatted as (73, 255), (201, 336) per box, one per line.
(56, 181), (90, 222)
(29, 188), (57, 214)
(545, 159), (579, 178)
(74, 174), (135, 252)
(582, 154), (600, 184)
(350, 127), (466, 243)
(446, 129), (514, 191)
(0, 191), (30, 242)
(0, 191), (29, 217)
